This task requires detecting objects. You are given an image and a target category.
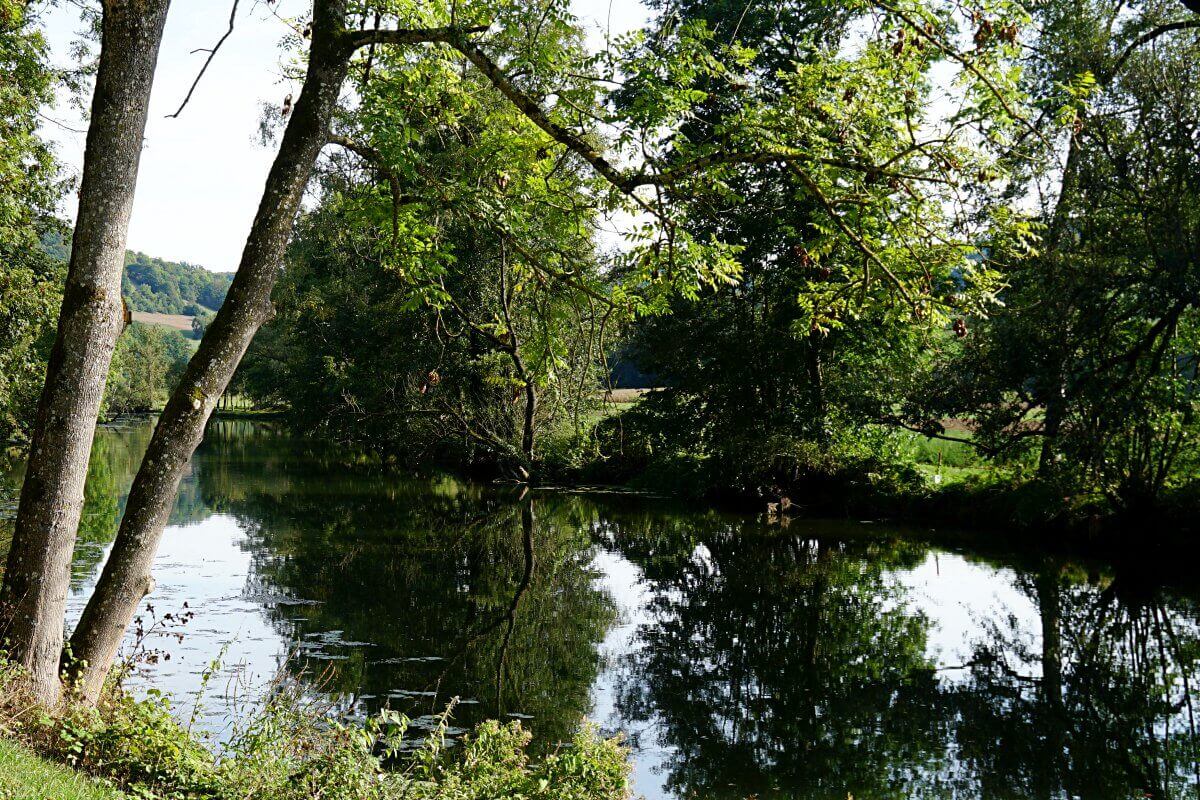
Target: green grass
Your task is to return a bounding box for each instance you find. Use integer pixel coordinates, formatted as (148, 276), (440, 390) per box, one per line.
(913, 461), (992, 485)
(0, 739), (122, 800)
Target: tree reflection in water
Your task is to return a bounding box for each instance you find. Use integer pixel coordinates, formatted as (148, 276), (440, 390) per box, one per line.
(193, 428), (617, 747)
(600, 512), (1200, 799)
(949, 563), (1200, 799)
(600, 517), (951, 799)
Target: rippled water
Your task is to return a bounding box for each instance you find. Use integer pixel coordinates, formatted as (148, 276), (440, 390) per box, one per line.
(5, 418), (1200, 799)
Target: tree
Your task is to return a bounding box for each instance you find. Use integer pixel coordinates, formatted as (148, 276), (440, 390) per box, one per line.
(0, 0), (171, 707)
(50, 0), (1026, 702)
(104, 324), (192, 415)
(600, 0), (1027, 497)
(0, 0), (60, 447)
(909, 0), (1200, 511)
(240, 19), (612, 473)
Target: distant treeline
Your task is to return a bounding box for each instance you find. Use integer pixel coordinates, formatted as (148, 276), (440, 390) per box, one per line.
(40, 230), (233, 316)
(0, 229), (212, 444)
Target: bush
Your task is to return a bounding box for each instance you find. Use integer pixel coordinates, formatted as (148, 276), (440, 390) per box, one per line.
(588, 389), (926, 506)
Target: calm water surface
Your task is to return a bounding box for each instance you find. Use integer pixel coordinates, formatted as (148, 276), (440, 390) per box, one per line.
(5, 418), (1200, 799)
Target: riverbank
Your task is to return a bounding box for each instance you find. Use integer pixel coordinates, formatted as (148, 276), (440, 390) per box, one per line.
(566, 462), (1200, 564)
(0, 662), (630, 800)
(241, 401), (1200, 562)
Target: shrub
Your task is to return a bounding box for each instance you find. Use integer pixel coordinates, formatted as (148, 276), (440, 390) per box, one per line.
(0, 660), (631, 800)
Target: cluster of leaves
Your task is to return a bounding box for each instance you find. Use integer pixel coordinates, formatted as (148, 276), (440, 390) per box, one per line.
(242, 0), (1044, 491)
(0, 0), (58, 245)
(0, 240), (63, 445)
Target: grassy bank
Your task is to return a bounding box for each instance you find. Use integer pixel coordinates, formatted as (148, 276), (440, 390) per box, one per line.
(0, 738), (122, 800)
(553, 398), (1200, 558)
(0, 662), (630, 800)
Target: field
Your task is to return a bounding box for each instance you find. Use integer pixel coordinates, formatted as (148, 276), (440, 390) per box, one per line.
(603, 388), (656, 404)
(131, 311), (194, 332)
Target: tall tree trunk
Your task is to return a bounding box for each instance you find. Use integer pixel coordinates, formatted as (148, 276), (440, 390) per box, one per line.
(1038, 390), (1065, 477)
(66, 0), (353, 702)
(521, 379), (537, 465)
(1035, 136), (1081, 480)
(0, 1), (169, 707)
(806, 329), (827, 444)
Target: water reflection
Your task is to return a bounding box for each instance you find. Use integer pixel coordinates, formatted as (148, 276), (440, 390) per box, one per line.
(945, 564), (1200, 799)
(2, 419), (1198, 799)
(600, 519), (949, 798)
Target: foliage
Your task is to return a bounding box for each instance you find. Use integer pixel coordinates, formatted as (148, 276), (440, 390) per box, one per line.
(587, 0), (1022, 501)
(122, 252), (233, 315)
(0, 655), (630, 800)
(0, 0), (58, 247)
(907, 0), (1200, 512)
(105, 324), (193, 416)
(242, 3), (616, 473)
(0, 238), (63, 445)
(0, 1), (61, 447)
(46, 691), (217, 796)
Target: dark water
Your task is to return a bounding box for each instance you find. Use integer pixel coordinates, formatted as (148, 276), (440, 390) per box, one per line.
(4, 418), (1200, 799)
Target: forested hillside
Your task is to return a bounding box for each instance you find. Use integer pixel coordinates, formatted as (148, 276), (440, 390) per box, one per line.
(39, 231), (233, 315)
(121, 252), (232, 314)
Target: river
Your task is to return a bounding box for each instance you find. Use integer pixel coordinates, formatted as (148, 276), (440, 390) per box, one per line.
(4, 417), (1199, 799)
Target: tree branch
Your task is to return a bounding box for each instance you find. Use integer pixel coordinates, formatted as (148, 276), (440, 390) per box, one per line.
(327, 135), (426, 243)
(629, 150), (955, 188)
(872, 0), (1045, 146)
(167, 0), (238, 119)
(440, 32), (638, 199)
(345, 23), (489, 53)
(875, 415), (999, 456)
(788, 163), (915, 304)
(1111, 19), (1200, 78)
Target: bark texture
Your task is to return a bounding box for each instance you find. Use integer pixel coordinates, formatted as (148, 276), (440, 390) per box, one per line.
(0, 0), (169, 707)
(66, 0), (354, 702)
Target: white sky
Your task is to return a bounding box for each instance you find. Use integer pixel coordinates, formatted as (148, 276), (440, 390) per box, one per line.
(37, 0), (649, 272)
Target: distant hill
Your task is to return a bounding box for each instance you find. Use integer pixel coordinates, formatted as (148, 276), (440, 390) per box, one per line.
(122, 251), (233, 315)
(39, 230), (234, 316)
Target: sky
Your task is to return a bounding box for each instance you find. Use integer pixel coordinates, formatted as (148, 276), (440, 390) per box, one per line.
(37, 0), (649, 272)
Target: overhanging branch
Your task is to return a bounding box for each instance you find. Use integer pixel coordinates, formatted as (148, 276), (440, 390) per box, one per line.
(326, 135), (426, 243)
(167, 0), (239, 118)
(345, 23), (489, 53)
(440, 32), (638, 199)
(1111, 19), (1200, 78)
